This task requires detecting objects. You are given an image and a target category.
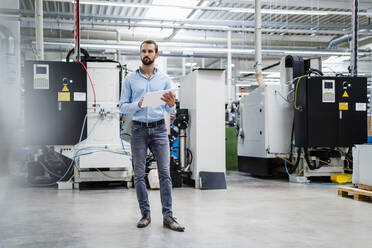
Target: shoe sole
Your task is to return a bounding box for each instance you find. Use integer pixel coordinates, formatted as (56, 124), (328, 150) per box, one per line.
(137, 225), (150, 228)
(137, 222), (151, 228)
(163, 224), (185, 232)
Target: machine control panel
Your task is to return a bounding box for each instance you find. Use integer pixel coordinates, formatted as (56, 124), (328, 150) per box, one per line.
(322, 79), (335, 103)
(33, 64), (49, 89)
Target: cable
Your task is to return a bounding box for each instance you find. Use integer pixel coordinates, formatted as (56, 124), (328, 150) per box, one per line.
(27, 114), (88, 187)
(95, 168), (129, 180)
(38, 161), (62, 178)
(120, 121), (126, 150)
(274, 90), (290, 103)
(282, 142), (352, 186)
(317, 159), (353, 172)
(294, 75), (307, 111)
(186, 148), (193, 166)
(284, 156), (352, 186)
(29, 111), (132, 187)
(74, 60), (97, 107)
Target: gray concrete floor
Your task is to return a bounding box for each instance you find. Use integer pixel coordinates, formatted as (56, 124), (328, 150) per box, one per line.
(0, 171), (371, 248)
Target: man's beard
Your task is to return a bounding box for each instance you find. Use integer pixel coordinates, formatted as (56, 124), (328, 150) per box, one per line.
(141, 56), (154, 65)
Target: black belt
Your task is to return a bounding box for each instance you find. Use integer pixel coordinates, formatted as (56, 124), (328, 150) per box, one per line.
(132, 119), (165, 128)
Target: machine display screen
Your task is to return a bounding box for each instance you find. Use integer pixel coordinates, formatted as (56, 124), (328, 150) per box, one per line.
(324, 81), (333, 89)
(36, 66), (47, 74)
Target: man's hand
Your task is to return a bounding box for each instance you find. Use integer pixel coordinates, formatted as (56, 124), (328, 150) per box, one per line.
(161, 91), (176, 108)
(138, 97), (144, 108)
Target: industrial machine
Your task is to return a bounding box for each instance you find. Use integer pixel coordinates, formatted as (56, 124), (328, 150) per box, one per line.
(352, 144), (372, 189)
(179, 69), (227, 189)
(237, 55), (367, 181)
(168, 108), (191, 187)
(24, 59), (133, 188)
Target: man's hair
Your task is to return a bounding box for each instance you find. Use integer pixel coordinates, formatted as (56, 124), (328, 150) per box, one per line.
(140, 40), (158, 53)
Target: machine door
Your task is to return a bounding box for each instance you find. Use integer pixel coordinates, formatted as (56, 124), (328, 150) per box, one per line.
(307, 77), (338, 147)
(337, 77), (367, 146)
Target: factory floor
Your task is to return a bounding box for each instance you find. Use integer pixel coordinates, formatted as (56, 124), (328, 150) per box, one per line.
(1, 171), (371, 248)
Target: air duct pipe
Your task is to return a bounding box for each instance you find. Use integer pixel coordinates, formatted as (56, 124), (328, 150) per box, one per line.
(81, 27), (121, 61)
(255, 0), (264, 86)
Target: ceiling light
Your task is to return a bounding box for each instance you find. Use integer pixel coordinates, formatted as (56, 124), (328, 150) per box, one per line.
(185, 62), (197, 67)
(229, 9), (328, 16)
(239, 71), (270, 74)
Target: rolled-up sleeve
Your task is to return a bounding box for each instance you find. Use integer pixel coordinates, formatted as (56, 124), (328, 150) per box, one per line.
(119, 77), (140, 114)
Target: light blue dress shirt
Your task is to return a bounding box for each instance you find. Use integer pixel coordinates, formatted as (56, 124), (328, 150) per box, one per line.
(119, 68), (176, 122)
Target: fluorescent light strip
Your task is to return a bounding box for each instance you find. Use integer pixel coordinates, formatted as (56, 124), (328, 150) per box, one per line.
(229, 9), (327, 16)
(239, 71), (271, 74)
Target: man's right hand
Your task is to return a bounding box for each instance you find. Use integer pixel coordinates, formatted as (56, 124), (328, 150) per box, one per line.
(138, 97), (144, 108)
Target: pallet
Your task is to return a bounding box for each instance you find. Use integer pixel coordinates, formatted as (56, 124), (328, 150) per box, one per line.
(358, 184), (372, 191)
(338, 186), (372, 203)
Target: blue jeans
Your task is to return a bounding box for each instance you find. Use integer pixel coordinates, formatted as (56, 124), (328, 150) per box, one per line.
(131, 122), (173, 218)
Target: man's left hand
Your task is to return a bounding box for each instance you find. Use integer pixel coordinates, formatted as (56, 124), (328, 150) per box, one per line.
(161, 91), (176, 108)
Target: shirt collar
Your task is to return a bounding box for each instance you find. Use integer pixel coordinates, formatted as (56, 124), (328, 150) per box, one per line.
(136, 67), (158, 79)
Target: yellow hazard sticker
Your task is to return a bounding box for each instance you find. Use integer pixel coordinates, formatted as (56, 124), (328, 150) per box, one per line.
(339, 102), (348, 110)
(58, 92), (70, 102)
(342, 91), (349, 98)
(62, 85), (69, 92)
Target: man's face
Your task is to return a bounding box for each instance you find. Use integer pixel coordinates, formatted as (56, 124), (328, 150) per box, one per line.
(140, 43), (158, 65)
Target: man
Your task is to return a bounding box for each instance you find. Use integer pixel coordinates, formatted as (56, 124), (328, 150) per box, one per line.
(120, 40), (185, 232)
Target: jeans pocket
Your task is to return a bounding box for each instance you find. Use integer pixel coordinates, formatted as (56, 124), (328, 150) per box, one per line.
(157, 124), (167, 133)
(131, 125), (141, 136)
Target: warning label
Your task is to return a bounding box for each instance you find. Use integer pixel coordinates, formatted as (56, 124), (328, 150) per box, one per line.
(58, 92), (70, 102)
(62, 84), (69, 92)
(342, 91), (349, 98)
(339, 102), (348, 111)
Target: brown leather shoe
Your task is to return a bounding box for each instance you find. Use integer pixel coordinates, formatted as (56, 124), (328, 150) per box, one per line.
(137, 213), (151, 228)
(163, 217), (185, 232)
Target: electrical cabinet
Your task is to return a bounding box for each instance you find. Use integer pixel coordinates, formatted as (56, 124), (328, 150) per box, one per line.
(295, 76), (367, 147)
(24, 61), (87, 146)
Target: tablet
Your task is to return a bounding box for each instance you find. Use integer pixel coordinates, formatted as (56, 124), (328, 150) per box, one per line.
(142, 88), (178, 107)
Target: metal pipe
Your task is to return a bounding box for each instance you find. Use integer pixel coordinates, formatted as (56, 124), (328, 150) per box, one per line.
(179, 129), (187, 170)
(19, 11), (367, 31)
(182, 57), (186, 76)
(74, 0), (80, 61)
(21, 17), (354, 34)
(116, 30), (120, 62)
(37, 39), (371, 56)
(227, 30), (232, 105)
(327, 34), (352, 49)
(327, 29), (371, 49)
(81, 27), (121, 61)
(255, 0), (264, 86)
(351, 0), (359, 76)
(35, 0), (44, 60)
